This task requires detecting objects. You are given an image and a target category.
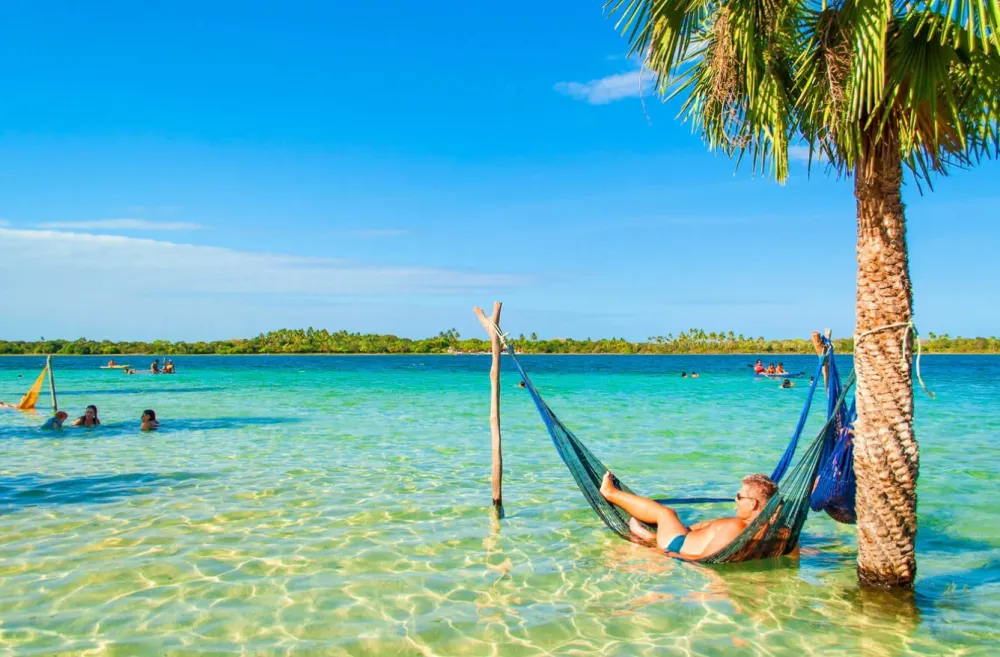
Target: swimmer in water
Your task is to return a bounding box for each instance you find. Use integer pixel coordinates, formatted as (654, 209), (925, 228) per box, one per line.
(72, 405), (100, 427)
(141, 409), (159, 431)
(780, 379), (794, 389)
(41, 411), (69, 430)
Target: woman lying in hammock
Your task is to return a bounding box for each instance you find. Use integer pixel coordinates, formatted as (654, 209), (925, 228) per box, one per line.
(599, 472), (778, 560)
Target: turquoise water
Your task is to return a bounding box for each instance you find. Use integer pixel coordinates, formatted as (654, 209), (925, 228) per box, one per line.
(1, 354), (997, 656)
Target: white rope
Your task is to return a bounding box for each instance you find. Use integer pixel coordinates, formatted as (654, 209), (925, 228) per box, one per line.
(855, 319), (934, 399)
(486, 316), (513, 353)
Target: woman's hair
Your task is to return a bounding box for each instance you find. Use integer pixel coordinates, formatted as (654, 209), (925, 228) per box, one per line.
(142, 409), (156, 421)
(86, 404), (98, 415)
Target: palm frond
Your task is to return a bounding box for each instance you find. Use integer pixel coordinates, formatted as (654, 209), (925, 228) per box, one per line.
(911, 0), (1000, 53)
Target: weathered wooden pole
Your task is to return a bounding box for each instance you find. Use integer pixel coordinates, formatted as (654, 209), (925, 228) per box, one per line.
(473, 302), (504, 518)
(46, 355), (58, 412)
(810, 329), (831, 388)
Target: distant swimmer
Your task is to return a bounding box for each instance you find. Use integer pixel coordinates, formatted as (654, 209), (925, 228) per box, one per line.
(776, 362), (787, 375)
(518, 380), (527, 389)
(124, 367), (137, 375)
(150, 360), (161, 374)
(681, 372), (687, 378)
(163, 359), (175, 374)
(780, 379), (795, 389)
(141, 409), (159, 431)
(753, 359), (765, 374)
(691, 372), (699, 379)
(72, 405), (100, 427)
(41, 411), (69, 430)
(107, 359), (118, 367)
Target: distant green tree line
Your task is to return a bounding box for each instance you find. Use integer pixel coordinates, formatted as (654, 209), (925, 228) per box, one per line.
(1, 328), (997, 356)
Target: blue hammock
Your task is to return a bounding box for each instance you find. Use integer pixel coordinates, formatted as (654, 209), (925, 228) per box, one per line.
(766, 338), (857, 524)
(502, 339), (855, 564)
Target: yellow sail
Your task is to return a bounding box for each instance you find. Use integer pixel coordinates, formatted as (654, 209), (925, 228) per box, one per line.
(15, 365), (49, 410)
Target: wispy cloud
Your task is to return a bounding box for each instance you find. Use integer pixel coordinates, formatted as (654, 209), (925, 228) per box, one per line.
(0, 218), (9, 227)
(0, 228), (528, 300)
(349, 229), (409, 238)
(37, 218), (203, 231)
(555, 69), (654, 105)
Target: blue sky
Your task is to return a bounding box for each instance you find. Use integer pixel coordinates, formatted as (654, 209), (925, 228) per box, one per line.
(1, 1), (998, 342)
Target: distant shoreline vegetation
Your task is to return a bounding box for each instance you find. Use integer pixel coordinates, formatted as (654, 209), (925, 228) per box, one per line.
(1, 329), (997, 356)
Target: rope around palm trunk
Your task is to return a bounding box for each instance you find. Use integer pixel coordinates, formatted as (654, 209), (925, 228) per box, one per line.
(854, 319), (934, 399)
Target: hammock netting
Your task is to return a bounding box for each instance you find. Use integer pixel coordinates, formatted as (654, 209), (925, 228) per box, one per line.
(504, 340), (856, 565)
(767, 339), (857, 524)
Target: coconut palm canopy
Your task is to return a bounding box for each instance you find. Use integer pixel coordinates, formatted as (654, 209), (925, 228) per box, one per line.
(608, 0), (1000, 184)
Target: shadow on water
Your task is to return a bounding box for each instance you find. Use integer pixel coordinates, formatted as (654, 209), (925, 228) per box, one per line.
(158, 416), (302, 431)
(0, 471), (212, 514)
(0, 416), (300, 439)
(57, 387), (225, 396)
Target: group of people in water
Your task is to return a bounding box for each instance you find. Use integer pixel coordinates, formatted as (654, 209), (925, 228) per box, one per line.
(107, 358), (175, 375)
(40, 406), (160, 431)
(753, 360), (788, 376)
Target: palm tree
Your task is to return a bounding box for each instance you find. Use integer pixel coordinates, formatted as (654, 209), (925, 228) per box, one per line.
(607, 0), (999, 587)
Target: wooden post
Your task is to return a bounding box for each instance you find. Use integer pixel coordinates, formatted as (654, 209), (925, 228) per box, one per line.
(810, 329), (831, 388)
(473, 302), (504, 518)
(47, 355), (58, 413)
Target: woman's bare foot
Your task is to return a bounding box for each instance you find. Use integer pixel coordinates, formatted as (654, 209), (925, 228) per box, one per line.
(629, 517), (657, 543)
(599, 471), (616, 500)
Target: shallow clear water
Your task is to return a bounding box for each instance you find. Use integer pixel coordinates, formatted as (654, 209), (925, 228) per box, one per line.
(1, 354), (997, 656)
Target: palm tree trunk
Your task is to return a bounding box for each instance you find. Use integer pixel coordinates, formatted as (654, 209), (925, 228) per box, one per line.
(853, 147), (919, 587)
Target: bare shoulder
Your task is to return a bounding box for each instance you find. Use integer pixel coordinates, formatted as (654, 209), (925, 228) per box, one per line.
(712, 517), (749, 539)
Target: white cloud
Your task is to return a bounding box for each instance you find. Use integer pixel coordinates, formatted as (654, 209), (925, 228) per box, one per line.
(37, 218), (203, 231)
(0, 228), (528, 299)
(555, 69), (654, 105)
(349, 229), (409, 238)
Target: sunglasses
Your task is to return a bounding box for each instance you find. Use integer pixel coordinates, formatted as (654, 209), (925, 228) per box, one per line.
(735, 493), (757, 503)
